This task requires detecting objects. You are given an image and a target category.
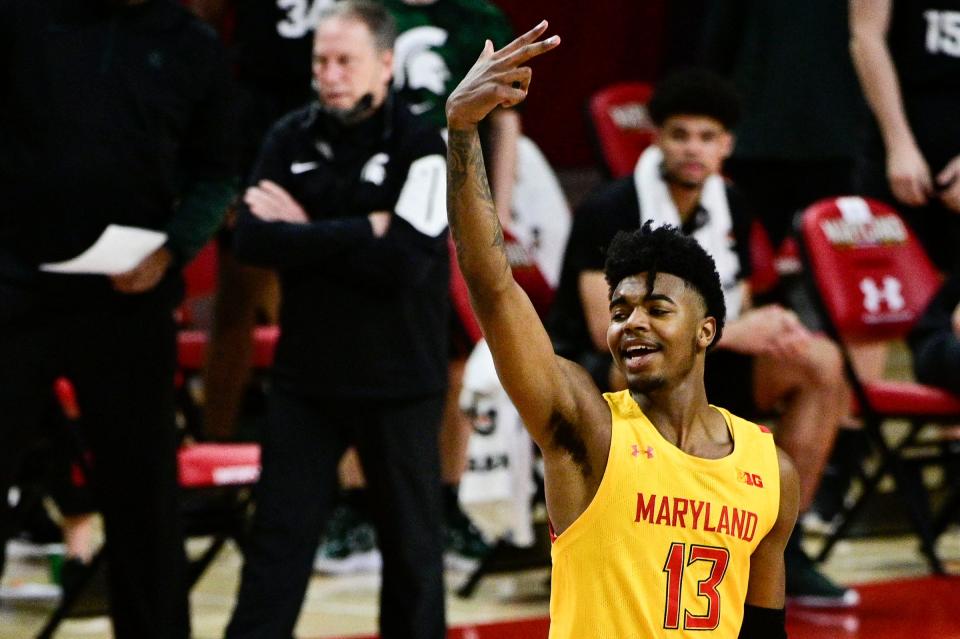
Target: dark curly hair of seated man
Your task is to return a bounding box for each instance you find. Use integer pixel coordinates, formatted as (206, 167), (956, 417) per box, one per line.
(647, 67), (741, 130)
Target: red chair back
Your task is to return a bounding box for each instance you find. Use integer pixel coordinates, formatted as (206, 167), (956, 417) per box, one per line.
(448, 228), (557, 347)
(748, 220), (780, 296)
(587, 82), (656, 178)
(183, 241), (219, 301)
(799, 196), (942, 341)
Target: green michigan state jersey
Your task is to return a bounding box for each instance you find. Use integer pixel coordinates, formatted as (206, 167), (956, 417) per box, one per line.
(382, 0), (514, 129)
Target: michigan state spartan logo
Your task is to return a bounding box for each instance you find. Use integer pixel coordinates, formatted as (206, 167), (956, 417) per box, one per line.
(393, 26), (451, 104)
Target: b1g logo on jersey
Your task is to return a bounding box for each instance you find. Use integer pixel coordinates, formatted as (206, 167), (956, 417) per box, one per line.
(277, 0), (334, 39)
(924, 10), (960, 57)
(736, 469), (763, 488)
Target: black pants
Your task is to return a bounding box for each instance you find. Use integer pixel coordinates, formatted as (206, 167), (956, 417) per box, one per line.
(725, 157), (855, 249)
(0, 302), (188, 639)
(225, 388), (446, 639)
(913, 332), (960, 396)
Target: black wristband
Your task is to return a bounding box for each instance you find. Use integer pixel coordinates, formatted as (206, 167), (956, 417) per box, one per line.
(738, 604), (786, 639)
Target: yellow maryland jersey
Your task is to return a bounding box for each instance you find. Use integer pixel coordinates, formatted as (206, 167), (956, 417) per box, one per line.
(549, 390), (781, 638)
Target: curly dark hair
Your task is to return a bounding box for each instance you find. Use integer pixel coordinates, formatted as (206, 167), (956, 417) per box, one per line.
(604, 221), (726, 347)
(647, 68), (741, 130)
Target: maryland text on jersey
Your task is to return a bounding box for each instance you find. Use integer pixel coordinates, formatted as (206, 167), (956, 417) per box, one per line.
(634, 493), (761, 542)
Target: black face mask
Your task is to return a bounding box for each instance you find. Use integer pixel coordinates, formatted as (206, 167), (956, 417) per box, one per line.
(320, 93), (375, 127)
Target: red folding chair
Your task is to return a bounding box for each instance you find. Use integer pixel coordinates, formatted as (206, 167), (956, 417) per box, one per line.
(586, 82), (656, 178)
(178, 241), (279, 370)
(176, 242), (280, 436)
(798, 195), (960, 573)
(35, 378), (261, 638)
(448, 228), (558, 347)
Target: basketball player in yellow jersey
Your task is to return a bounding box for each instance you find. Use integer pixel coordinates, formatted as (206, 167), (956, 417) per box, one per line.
(445, 22), (800, 638)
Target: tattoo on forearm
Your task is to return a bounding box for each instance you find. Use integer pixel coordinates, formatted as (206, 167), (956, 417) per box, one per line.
(447, 129), (510, 276)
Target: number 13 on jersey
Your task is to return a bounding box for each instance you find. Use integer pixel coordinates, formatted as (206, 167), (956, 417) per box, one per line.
(662, 542), (731, 631)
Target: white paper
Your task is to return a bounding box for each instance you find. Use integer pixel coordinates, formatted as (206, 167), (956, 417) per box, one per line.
(40, 225), (168, 275)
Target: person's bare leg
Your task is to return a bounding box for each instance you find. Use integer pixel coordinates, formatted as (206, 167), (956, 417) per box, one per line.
(338, 448), (366, 488)
(754, 336), (848, 511)
(62, 513), (96, 564)
(203, 250), (279, 441)
(847, 340), (888, 382)
(440, 357), (470, 484)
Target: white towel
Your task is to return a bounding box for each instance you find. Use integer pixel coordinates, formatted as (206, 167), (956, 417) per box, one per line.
(633, 146), (745, 320)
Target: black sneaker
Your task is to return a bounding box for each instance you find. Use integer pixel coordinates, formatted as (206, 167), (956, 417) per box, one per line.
(443, 502), (490, 571)
(786, 544), (860, 608)
(314, 503), (381, 575)
(60, 558), (111, 617)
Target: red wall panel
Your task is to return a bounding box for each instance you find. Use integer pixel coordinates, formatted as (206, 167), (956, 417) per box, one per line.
(494, 1), (667, 168)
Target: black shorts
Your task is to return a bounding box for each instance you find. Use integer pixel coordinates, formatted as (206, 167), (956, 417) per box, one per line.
(704, 348), (758, 420)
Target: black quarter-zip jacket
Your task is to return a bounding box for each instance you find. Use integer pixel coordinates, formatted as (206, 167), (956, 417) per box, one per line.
(0, 0), (236, 318)
(234, 95), (449, 400)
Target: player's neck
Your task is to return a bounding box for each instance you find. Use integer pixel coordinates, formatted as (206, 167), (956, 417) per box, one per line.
(631, 376), (715, 448)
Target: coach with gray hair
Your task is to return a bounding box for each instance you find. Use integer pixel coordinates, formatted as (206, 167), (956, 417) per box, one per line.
(223, 2), (449, 637)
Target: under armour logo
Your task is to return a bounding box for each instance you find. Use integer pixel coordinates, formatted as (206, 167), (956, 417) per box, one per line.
(361, 152), (389, 186)
(860, 276), (905, 314)
(631, 444), (654, 459)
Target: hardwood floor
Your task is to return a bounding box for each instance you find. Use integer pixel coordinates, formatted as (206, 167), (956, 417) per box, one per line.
(3, 528), (958, 638)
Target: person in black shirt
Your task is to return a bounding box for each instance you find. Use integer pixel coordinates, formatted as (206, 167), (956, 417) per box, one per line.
(549, 70), (859, 609)
(702, 0), (865, 252)
(910, 274), (960, 395)
(0, 0), (236, 636)
(851, 0), (960, 274)
(223, 3), (448, 637)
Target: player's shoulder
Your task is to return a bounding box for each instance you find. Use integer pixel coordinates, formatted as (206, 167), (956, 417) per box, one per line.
(727, 410), (775, 437)
(712, 407), (773, 445)
(775, 446), (799, 489)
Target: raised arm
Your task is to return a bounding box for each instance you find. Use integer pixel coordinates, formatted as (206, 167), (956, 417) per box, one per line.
(445, 23), (595, 447)
(447, 25), (616, 533)
(849, 0), (933, 207)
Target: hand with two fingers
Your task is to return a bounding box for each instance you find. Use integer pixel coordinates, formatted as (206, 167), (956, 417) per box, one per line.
(446, 20), (560, 131)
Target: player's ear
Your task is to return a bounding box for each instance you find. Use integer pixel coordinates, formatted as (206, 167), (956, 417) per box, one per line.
(698, 316), (717, 350)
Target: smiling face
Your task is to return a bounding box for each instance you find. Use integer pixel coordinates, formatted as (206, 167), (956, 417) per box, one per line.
(656, 114), (732, 189)
(606, 272), (716, 394)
